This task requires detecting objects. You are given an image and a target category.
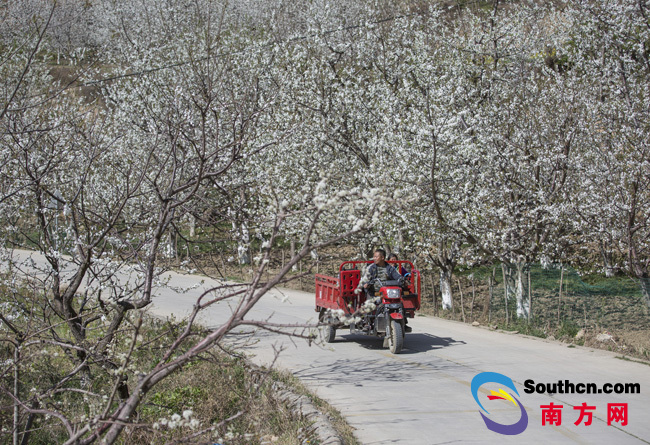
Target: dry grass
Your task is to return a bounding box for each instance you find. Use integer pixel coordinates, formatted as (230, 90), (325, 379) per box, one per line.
(120, 353), (324, 444)
(0, 305), (347, 445)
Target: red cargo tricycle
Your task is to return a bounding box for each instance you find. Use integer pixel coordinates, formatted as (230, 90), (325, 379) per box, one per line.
(315, 260), (421, 354)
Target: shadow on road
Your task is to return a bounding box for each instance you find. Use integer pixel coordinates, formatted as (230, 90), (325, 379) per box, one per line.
(336, 332), (465, 354)
(223, 329), (469, 387)
(288, 333), (468, 386)
(293, 351), (462, 386)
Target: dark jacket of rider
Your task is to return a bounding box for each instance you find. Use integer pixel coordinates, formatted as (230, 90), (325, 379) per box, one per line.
(356, 263), (402, 294)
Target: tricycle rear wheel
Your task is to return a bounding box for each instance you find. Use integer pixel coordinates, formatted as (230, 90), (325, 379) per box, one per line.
(322, 325), (336, 343)
(318, 309), (337, 343)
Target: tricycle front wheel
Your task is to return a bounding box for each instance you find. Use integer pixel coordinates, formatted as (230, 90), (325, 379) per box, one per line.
(388, 320), (403, 354)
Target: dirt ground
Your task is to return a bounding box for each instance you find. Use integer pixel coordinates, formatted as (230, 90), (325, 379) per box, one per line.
(587, 329), (650, 362)
(419, 300), (650, 363)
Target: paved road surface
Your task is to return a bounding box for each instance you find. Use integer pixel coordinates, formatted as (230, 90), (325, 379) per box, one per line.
(7, 251), (650, 444)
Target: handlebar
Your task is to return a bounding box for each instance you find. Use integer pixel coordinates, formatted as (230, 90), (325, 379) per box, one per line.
(368, 278), (404, 288)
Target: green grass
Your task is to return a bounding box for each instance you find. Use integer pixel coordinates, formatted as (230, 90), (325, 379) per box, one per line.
(556, 320), (581, 339)
(457, 263), (642, 299)
(494, 318), (546, 338)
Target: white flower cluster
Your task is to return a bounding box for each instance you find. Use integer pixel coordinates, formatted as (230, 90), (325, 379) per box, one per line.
(322, 306), (374, 327)
(360, 298), (377, 314)
(153, 409), (199, 431)
(216, 430), (256, 443)
(321, 308), (345, 324)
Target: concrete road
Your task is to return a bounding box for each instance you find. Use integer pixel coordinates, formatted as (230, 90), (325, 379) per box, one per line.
(149, 269), (650, 445)
(6, 251), (650, 444)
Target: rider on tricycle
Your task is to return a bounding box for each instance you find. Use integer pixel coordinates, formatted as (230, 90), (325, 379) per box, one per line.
(315, 249), (421, 354)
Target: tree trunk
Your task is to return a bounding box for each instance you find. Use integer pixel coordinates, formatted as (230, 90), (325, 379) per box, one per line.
(558, 265), (564, 324)
(430, 239), (459, 312)
(515, 262), (529, 319)
(189, 214), (196, 238)
(599, 240), (615, 277)
(488, 275), (493, 323)
(470, 275), (476, 321)
(432, 276), (438, 316)
(237, 244), (250, 265)
(237, 222), (250, 265)
(174, 231), (179, 262)
(13, 345), (19, 445)
(439, 267), (453, 310)
(528, 267), (532, 324)
(164, 230), (177, 259)
(502, 264), (509, 328)
(640, 277), (650, 309)
(501, 263), (516, 303)
(457, 278), (466, 322)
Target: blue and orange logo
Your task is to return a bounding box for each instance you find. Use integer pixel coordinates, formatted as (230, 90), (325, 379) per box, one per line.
(471, 372), (528, 435)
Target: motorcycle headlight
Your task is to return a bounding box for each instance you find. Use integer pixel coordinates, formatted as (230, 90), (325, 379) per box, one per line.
(386, 288), (400, 299)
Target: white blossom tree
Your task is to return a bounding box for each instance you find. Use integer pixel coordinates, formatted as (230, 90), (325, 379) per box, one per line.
(0, 1), (381, 442)
(566, 0), (650, 305)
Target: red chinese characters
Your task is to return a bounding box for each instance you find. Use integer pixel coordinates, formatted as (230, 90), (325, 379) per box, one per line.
(539, 402), (629, 427)
(541, 403), (564, 426)
(573, 403), (596, 426)
(608, 403), (628, 426)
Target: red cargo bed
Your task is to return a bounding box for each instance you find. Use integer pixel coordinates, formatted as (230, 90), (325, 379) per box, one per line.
(315, 261), (420, 316)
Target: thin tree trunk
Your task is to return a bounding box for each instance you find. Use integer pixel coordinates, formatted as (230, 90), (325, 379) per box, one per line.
(528, 266), (533, 324)
(470, 275), (476, 321)
(422, 270), (427, 303)
(488, 275), (493, 324)
(502, 264), (509, 328)
(13, 345), (19, 445)
(189, 214), (196, 238)
(433, 279), (438, 316)
(515, 262), (528, 318)
(219, 250), (226, 276)
(238, 252), (243, 280)
(558, 265), (564, 325)
(482, 276), (489, 320)
(599, 240), (615, 277)
(20, 408), (36, 445)
(457, 278), (466, 323)
(639, 278), (650, 310)
(174, 230), (179, 263)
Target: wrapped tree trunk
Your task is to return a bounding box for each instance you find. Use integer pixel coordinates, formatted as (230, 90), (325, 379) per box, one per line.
(235, 221), (251, 265)
(515, 262), (530, 319)
(432, 239), (460, 311)
(439, 267), (453, 310)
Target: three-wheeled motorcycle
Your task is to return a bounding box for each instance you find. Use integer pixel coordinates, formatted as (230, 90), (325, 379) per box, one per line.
(315, 260), (421, 354)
